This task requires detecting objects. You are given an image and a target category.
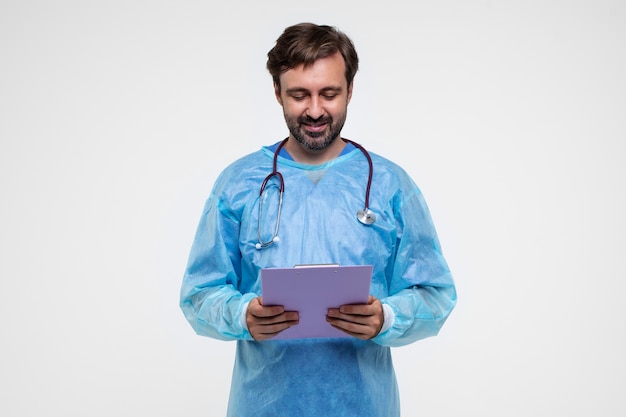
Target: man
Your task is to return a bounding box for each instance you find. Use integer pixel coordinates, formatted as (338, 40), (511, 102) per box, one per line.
(180, 23), (456, 417)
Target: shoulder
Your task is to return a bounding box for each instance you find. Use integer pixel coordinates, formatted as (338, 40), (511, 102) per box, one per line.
(368, 151), (421, 191)
(215, 148), (272, 183)
(226, 148), (269, 171)
(200, 148), (272, 216)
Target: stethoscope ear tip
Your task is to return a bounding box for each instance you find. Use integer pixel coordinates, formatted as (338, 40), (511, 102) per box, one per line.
(256, 236), (280, 250)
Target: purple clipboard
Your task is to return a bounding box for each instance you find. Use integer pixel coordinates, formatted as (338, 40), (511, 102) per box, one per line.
(260, 264), (372, 340)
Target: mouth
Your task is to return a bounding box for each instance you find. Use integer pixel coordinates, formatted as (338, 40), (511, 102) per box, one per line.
(303, 122), (327, 133)
(300, 116), (331, 134)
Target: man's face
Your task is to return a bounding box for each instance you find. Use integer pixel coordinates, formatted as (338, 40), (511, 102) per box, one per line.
(275, 52), (353, 151)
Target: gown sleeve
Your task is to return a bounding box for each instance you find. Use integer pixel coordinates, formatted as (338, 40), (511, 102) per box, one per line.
(373, 184), (457, 347)
(179, 190), (257, 341)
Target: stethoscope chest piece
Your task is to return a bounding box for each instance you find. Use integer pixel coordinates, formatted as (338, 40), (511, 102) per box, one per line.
(357, 208), (376, 225)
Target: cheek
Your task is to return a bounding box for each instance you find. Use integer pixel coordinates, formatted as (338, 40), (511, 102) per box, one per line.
(328, 102), (348, 118)
(282, 103), (305, 119)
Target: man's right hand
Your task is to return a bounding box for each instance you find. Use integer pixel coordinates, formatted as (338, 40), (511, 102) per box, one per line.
(246, 297), (299, 340)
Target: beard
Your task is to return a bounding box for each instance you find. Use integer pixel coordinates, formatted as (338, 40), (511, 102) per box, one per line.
(284, 111), (347, 151)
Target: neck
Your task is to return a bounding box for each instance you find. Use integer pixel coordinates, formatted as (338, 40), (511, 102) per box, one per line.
(283, 136), (347, 165)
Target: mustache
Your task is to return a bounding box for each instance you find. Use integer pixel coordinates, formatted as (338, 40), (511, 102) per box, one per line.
(298, 115), (332, 126)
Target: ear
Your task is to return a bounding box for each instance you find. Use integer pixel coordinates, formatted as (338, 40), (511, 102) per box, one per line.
(347, 82), (353, 104)
(274, 82), (283, 106)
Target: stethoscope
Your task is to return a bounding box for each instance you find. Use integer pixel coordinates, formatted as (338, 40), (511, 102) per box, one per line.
(256, 137), (376, 249)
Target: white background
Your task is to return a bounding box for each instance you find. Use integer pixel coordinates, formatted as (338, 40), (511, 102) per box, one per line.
(1, 1), (625, 416)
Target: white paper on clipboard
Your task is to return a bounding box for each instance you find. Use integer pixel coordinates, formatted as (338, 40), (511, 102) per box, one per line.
(260, 264), (372, 340)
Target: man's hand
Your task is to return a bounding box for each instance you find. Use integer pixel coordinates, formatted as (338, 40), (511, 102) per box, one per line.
(326, 296), (384, 340)
(246, 297), (299, 341)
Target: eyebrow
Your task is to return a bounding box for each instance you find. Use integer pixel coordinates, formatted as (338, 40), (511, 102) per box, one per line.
(285, 86), (343, 95)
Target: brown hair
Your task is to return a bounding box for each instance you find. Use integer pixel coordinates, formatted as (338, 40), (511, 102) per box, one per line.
(267, 23), (359, 91)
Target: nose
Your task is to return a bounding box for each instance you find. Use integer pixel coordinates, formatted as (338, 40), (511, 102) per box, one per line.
(306, 96), (324, 119)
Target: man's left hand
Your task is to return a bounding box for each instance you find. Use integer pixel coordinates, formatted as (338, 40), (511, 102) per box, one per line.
(326, 295), (384, 340)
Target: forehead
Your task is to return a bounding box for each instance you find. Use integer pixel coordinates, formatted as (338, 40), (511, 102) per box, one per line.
(278, 53), (347, 90)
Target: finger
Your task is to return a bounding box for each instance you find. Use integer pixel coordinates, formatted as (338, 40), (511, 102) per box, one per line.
(251, 313), (299, 340)
(326, 318), (372, 339)
(327, 311), (369, 326)
(327, 306), (375, 322)
(336, 296), (380, 316)
(252, 306), (287, 318)
(253, 311), (299, 324)
(249, 298), (286, 318)
(255, 320), (298, 337)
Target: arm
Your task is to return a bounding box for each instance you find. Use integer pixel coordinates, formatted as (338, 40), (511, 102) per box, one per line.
(373, 186), (457, 347)
(326, 285), (455, 345)
(179, 194), (256, 341)
(374, 284), (456, 347)
(325, 175), (456, 345)
(180, 189), (301, 341)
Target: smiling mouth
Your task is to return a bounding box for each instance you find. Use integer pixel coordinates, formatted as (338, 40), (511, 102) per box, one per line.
(303, 123), (327, 133)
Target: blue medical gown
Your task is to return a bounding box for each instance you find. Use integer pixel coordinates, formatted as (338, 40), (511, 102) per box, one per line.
(180, 143), (456, 417)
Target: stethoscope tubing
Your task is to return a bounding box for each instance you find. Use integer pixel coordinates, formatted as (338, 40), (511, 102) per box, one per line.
(256, 137), (374, 249)
(342, 138), (373, 213)
(256, 140), (287, 249)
